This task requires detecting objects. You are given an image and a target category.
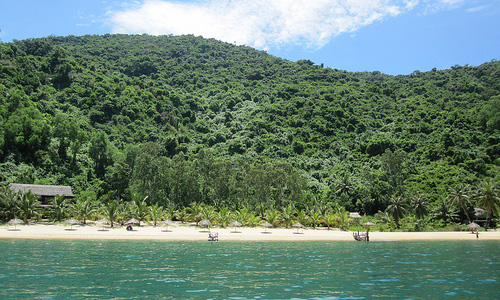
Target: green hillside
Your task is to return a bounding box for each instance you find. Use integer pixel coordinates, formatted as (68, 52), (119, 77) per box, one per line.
(0, 34), (499, 227)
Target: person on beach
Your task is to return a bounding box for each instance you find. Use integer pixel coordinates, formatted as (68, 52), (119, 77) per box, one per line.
(476, 230), (479, 239)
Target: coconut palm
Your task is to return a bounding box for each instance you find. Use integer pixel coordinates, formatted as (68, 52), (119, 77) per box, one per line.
(386, 196), (406, 229)
(281, 204), (294, 228)
(189, 202), (204, 225)
(71, 196), (96, 225)
(411, 194), (428, 220)
(264, 209), (282, 227)
(335, 210), (349, 230)
(432, 198), (458, 224)
(216, 206), (232, 227)
(18, 191), (40, 224)
(101, 200), (120, 227)
(323, 213), (336, 230)
(201, 205), (216, 222)
(475, 178), (499, 230)
(449, 184), (471, 223)
(0, 187), (20, 221)
(295, 209), (309, 227)
(52, 195), (69, 222)
(309, 212), (322, 229)
(149, 203), (164, 226)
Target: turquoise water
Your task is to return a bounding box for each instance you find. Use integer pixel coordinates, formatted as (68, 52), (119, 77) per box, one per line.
(0, 240), (499, 299)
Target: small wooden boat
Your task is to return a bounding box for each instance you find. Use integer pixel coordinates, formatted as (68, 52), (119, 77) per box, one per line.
(353, 232), (369, 241)
(208, 232), (219, 241)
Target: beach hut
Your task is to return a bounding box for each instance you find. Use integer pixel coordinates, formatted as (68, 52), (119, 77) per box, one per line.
(9, 183), (74, 206)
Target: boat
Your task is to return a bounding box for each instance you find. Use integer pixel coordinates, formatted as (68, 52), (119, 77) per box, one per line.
(208, 232), (219, 241)
(353, 231), (369, 241)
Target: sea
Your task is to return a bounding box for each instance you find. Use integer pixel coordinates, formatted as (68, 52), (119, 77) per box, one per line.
(0, 239), (498, 299)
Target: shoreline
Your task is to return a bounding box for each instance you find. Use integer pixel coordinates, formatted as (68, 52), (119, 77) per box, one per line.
(1, 223), (499, 242)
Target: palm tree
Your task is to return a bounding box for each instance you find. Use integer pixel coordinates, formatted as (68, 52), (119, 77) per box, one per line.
(309, 212), (322, 229)
(189, 202), (204, 225)
(18, 191), (40, 224)
(71, 197), (96, 225)
(216, 206), (232, 227)
(201, 205), (216, 222)
(295, 209), (309, 227)
(411, 194), (428, 220)
(281, 204), (294, 228)
(432, 198), (458, 224)
(323, 213), (336, 230)
(52, 195), (69, 222)
(386, 196), (406, 229)
(133, 196), (149, 223)
(149, 203), (164, 226)
(265, 209), (282, 227)
(101, 200), (120, 227)
(449, 184), (472, 223)
(0, 187), (20, 221)
(475, 178), (499, 230)
(335, 210), (349, 230)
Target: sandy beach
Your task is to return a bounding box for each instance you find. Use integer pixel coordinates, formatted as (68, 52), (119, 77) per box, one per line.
(1, 222), (499, 241)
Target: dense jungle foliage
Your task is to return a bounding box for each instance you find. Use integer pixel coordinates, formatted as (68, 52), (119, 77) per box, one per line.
(0, 34), (499, 228)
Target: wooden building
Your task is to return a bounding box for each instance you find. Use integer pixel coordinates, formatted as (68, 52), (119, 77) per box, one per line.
(9, 183), (75, 204)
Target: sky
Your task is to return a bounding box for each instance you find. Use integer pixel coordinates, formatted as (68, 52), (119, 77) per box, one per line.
(1, 0), (499, 75)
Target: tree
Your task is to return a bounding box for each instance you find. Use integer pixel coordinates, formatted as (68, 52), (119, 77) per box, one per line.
(72, 194), (97, 225)
(51, 195), (68, 222)
(89, 131), (113, 179)
(18, 191), (40, 223)
(449, 184), (471, 223)
(411, 194), (428, 220)
(101, 200), (120, 228)
(149, 203), (164, 226)
(475, 178), (499, 230)
(386, 196), (406, 229)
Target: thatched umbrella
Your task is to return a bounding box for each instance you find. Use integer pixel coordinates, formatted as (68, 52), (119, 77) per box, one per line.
(66, 218), (79, 230)
(127, 218), (140, 225)
(8, 218), (24, 231)
(293, 222), (304, 234)
(230, 221), (242, 233)
(97, 218), (110, 231)
(261, 221), (272, 234)
(162, 219), (174, 232)
(199, 219), (211, 232)
(468, 222), (481, 233)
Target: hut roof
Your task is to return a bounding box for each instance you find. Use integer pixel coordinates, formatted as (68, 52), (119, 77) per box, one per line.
(9, 183), (75, 198)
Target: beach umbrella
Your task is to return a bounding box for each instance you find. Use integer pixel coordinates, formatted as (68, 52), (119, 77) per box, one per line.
(199, 219), (211, 232)
(162, 219), (174, 232)
(8, 218), (23, 231)
(127, 218), (140, 225)
(362, 222), (376, 233)
(293, 222), (304, 234)
(261, 221), (272, 234)
(199, 219), (211, 227)
(66, 218), (79, 230)
(97, 218), (110, 231)
(230, 221), (242, 233)
(468, 222), (480, 230)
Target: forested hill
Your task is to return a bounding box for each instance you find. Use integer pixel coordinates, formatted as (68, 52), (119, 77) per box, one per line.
(1, 34), (499, 214)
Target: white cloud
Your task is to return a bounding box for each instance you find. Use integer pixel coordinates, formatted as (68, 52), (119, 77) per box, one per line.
(109, 0), (464, 49)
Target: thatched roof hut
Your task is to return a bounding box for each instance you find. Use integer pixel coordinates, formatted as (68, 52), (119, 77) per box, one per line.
(9, 184), (75, 198)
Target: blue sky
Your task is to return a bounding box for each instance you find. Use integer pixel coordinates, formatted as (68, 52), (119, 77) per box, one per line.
(1, 0), (499, 75)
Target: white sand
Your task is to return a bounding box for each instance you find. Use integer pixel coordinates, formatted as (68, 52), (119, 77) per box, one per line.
(1, 222), (499, 241)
